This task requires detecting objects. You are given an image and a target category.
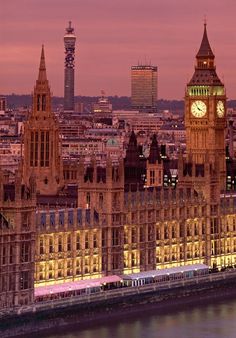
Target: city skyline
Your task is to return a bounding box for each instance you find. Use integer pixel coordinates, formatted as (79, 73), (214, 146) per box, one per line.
(1, 0), (236, 99)
(2, 3), (236, 332)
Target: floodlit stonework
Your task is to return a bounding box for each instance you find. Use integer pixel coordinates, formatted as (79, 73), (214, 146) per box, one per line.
(1, 25), (236, 315)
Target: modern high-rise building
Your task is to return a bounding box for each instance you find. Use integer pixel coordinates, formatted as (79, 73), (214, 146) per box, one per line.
(131, 65), (157, 111)
(64, 21), (76, 112)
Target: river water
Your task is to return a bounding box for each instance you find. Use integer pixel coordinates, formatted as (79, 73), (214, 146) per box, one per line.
(42, 296), (236, 338)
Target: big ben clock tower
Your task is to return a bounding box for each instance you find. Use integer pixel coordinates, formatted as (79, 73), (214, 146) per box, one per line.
(185, 23), (227, 190)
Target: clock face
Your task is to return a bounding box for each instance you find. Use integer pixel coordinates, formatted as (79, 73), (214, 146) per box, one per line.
(217, 100), (225, 118)
(191, 100), (207, 118)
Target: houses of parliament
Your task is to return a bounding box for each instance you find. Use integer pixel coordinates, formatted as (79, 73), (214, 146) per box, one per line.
(1, 24), (236, 312)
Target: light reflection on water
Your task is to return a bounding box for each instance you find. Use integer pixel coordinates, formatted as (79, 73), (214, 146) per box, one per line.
(42, 298), (236, 338)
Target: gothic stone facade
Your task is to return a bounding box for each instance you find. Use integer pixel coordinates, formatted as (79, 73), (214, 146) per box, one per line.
(34, 159), (236, 287)
(0, 170), (36, 310)
(2, 25), (236, 315)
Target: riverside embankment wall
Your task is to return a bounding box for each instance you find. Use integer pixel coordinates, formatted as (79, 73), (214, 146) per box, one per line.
(1, 270), (236, 338)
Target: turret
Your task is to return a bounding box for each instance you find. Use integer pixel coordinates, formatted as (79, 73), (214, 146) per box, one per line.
(148, 134), (161, 164)
(146, 134), (163, 187)
(124, 131), (146, 188)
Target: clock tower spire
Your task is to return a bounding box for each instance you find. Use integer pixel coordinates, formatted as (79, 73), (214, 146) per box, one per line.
(185, 23), (227, 190)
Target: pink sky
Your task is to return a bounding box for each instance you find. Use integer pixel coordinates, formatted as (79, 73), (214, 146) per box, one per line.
(1, 0), (236, 99)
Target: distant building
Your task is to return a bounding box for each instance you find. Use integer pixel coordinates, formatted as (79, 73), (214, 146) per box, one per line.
(131, 65), (157, 112)
(93, 92), (112, 125)
(159, 122), (186, 142)
(64, 21), (76, 112)
(74, 102), (84, 113)
(0, 97), (6, 114)
(113, 110), (163, 134)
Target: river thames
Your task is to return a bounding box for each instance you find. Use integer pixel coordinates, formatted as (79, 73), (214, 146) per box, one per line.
(41, 295), (236, 338)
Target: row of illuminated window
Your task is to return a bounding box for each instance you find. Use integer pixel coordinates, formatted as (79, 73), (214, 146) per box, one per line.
(124, 249), (153, 268)
(127, 206), (207, 223)
(37, 257), (99, 280)
(38, 232), (100, 254)
(126, 200), (206, 216)
(124, 225), (154, 244)
(124, 222), (206, 243)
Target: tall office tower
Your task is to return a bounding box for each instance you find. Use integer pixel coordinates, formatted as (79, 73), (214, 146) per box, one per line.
(131, 65), (157, 112)
(64, 21), (76, 112)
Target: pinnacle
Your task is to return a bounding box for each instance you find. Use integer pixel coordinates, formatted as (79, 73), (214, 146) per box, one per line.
(129, 130), (137, 146)
(38, 45), (47, 82)
(149, 134), (161, 164)
(196, 23), (214, 58)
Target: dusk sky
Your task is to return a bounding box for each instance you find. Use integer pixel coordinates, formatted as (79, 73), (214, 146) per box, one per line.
(1, 0), (236, 99)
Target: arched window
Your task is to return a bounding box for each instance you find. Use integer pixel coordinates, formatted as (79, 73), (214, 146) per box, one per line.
(42, 94), (46, 110)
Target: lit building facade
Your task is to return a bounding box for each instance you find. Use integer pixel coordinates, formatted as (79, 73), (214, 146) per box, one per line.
(35, 158), (124, 285)
(33, 25), (236, 288)
(131, 65), (157, 111)
(2, 25), (236, 314)
(64, 21), (76, 112)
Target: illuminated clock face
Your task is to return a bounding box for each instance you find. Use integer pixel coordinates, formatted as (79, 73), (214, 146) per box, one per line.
(217, 100), (225, 118)
(191, 100), (207, 118)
